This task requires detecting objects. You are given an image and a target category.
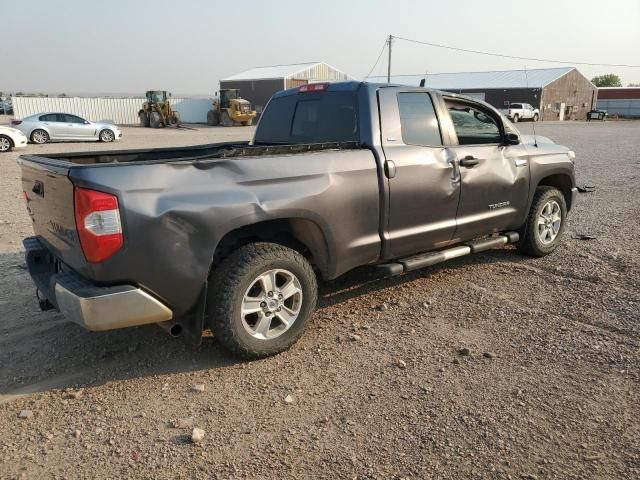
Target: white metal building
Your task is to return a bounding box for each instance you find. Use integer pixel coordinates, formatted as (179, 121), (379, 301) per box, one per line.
(220, 62), (351, 113)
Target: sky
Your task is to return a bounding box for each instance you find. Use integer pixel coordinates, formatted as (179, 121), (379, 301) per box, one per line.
(1, 0), (639, 96)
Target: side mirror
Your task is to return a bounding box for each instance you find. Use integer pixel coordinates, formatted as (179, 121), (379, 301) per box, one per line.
(84, 120), (90, 125)
(504, 132), (520, 145)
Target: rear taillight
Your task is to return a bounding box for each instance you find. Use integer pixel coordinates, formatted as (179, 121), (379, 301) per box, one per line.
(299, 83), (329, 93)
(11, 119), (22, 126)
(74, 187), (123, 263)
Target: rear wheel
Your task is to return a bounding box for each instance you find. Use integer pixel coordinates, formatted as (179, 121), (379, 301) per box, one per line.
(0, 135), (13, 152)
(208, 242), (318, 359)
(517, 186), (567, 257)
(207, 110), (219, 126)
(31, 129), (49, 144)
(99, 129), (115, 142)
(221, 110), (234, 127)
(150, 112), (163, 128)
(512, 114), (519, 123)
(139, 112), (150, 127)
(533, 113), (539, 122)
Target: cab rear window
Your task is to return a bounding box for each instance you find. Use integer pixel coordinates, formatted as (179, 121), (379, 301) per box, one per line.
(255, 91), (359, 145)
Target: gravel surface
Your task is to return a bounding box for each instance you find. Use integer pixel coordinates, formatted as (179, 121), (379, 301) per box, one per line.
(0, 121), (638, 479)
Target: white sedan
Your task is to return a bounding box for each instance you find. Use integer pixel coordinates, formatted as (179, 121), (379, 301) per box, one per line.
(0, 125), (28, 153)
(11, 113), (122, 144)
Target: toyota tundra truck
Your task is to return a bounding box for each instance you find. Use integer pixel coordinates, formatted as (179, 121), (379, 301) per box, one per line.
(18, 81), (577, 358)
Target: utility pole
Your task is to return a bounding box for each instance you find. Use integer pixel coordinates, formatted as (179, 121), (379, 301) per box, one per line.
(387, 35), (393, 83)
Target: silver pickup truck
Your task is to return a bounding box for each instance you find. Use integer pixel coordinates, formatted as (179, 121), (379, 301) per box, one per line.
(18, 81), (577, 358)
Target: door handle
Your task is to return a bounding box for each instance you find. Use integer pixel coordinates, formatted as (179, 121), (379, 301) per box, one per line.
(384, 160), (396, 179)
(459, 155), (480, 167)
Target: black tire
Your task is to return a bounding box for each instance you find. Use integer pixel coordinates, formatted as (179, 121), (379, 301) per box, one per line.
(242, 120), (252, 126)
(221, 111), (234, 127)
(99, 129), (115, 142)
(0, 135), (13, 152)
(167, 114), (179, 127)
(207, 110), (219, 126)
(517, 186), (567, 257)
(533, 113), (539, 122)
(208, 242), (318, 359)
(512, 114), (519, 123)
(150, 112), (163, 128)
(31, 129), (49, 144)
(139, 112), (150, 128)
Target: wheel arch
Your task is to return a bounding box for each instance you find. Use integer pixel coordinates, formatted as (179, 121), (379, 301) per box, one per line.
(210, 217), (332, 280)
(0, 134), (14, 148)
(30, 126), (51, 140)
(537, 173), (574, 210)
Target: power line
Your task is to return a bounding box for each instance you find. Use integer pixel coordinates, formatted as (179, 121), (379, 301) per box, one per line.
(365, 39), (388, 79)
(393, 35), (640, 68)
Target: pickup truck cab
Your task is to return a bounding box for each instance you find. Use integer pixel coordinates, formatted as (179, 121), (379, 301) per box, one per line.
(18, 81), (577, 358)
(502, 103), (540, 123)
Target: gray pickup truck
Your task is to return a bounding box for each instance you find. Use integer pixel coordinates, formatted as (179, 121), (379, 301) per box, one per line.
(19, 81), (577, 358)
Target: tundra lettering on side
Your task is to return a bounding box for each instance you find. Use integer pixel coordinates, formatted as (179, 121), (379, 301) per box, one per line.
(18, 81), (577, 358)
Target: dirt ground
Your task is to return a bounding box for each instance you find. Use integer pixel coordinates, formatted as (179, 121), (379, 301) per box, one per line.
(0, 121), (638, 480)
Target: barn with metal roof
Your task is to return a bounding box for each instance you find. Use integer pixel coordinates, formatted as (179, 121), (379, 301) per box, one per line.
(221, 62), (350, 115)
(367, 67), (597, 121)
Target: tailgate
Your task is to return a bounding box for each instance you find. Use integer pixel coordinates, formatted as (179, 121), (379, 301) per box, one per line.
(20, 156), (87, 271)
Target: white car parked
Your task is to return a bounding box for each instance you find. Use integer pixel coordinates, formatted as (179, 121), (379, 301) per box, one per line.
(0, 125), (28, 153)
(501, 103), (539, 123)
(11, 113), (122, 144)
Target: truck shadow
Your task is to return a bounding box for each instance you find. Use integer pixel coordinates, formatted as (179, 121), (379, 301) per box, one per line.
(0, 247), (527, 399)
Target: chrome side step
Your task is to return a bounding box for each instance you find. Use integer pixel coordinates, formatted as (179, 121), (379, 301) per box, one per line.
(376, 232), (519, 276)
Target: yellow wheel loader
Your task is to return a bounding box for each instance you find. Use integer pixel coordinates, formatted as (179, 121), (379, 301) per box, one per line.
(138, 91), (180, 128)
(207, 89), (257, 127)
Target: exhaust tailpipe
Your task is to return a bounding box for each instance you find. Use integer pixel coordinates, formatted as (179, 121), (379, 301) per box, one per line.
(157, 320), (183, 338)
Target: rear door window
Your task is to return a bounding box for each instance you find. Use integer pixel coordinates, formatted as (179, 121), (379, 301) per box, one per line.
(255, 91), (359, 145)
(39, 114), (59, 122)
(510, 103), (522, 109)
(397, 92), (442, 146)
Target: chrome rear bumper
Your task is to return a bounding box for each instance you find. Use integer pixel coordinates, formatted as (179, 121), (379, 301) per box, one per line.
(24, 236), (173, 331)
(54, 282), (172, 331)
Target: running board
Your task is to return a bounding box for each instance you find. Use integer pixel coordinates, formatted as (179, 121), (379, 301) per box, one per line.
(376, 232), (519, 276)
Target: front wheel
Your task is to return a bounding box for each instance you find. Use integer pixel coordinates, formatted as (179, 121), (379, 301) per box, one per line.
(221, 111), (234, 127)
(99, 129), (115, 142)
(139, 112), (150, 127)
(149, 112), (163, 128)
(207, 110), (219, 126)
(0, 135), (13, 152)
(208, 242), (318, 359)
(533, 113), (539, 122)
(517, 186), (567, 257)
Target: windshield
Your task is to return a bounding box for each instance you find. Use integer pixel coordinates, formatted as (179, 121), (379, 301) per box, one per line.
(150, 92), (165, 103)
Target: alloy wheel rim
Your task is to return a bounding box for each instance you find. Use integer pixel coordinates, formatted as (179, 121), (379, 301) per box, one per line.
(537, 200), (562, 244)
(102, 130), (114, 141)
(33, 131), (47, 143)
(241, 268), (303, 340)
(0, 138), (9, 151)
